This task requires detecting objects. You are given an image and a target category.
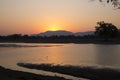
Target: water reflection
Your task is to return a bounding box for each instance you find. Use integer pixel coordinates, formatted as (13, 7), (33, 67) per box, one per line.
(94, 44), (120, 67)
(0, 43), (120, 69)
(44, 47), (64, 64)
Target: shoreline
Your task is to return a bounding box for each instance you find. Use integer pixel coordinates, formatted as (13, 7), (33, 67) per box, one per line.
(18, 63), (120, 80)
(0, 66), (70, 80)
(1, 41), (120, 45)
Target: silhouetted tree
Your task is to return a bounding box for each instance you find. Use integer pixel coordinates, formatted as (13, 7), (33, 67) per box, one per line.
(93, 0), (120, 9)
(95, 21), (119, 40)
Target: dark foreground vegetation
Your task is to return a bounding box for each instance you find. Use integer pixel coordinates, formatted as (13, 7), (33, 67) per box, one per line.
(18, 63), (120, 80)
(0, 66), (70, 80)
(0, 21), (120, 44)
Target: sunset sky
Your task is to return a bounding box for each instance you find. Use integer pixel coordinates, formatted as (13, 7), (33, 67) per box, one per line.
(0, 0), (120, 35)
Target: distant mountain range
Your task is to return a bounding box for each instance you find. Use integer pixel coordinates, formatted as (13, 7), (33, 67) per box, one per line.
(33, 30), (94, 37)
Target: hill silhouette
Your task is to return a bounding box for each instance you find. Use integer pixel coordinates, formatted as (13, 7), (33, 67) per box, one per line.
(35, 30), (73, 37)
(33, 30), (94, 37)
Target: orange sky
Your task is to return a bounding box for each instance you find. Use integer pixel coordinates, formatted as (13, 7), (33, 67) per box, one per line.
(0, 0), (120, 35)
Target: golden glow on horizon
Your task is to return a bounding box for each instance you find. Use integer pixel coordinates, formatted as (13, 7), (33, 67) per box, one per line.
(48, 24), (61, 31)
(43, 24), (64, 31)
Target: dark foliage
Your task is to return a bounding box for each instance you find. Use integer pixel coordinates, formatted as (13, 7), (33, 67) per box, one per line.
(92, 0), (120, 9)
(95, 21), (119, 40)
(100, 0), (120, 8)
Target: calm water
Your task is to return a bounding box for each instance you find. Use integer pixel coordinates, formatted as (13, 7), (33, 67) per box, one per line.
(0, 43), (120, 79)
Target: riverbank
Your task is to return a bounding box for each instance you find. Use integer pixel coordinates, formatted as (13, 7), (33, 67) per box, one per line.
(0, 66), (70, 80)
(1, 35), (120, 44)
(0, 43), (63, 48)
(1, 40), (120, 44)
(18, 63), (120, 80)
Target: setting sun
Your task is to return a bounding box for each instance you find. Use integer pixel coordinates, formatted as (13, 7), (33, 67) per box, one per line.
(47, 24), (62, 31)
